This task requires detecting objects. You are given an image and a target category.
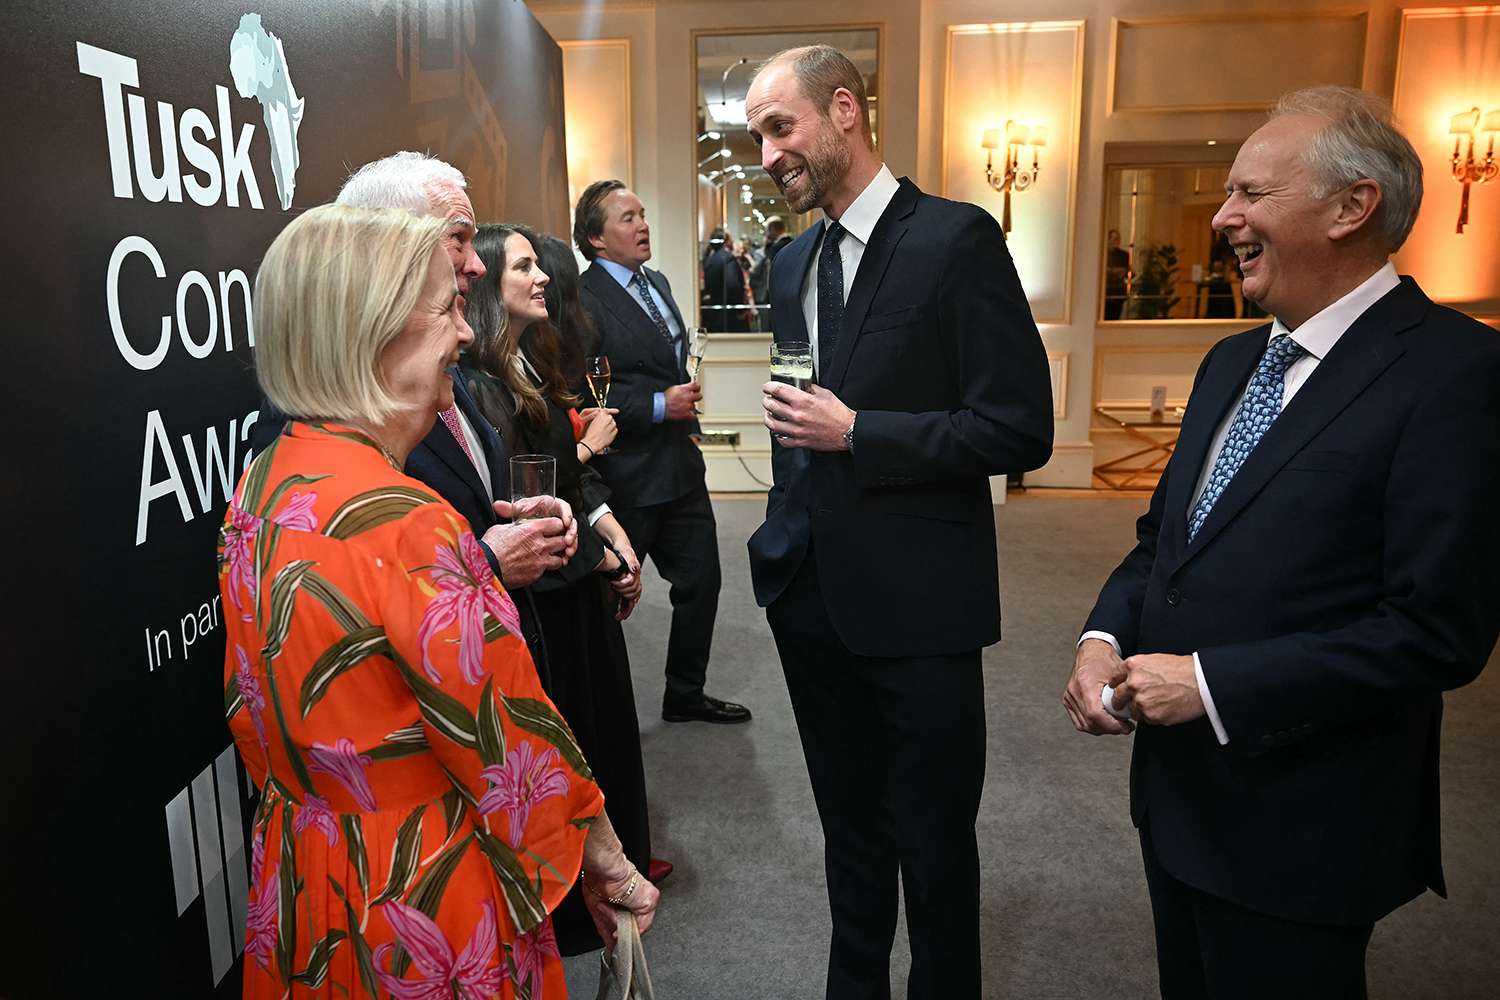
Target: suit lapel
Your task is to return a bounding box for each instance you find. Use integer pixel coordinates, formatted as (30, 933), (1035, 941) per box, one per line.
(826, 178), (919, 393)
(647, 267), (687, 371)
(585, 263), (678, 372)
(771, 224), (818, 344)
(421, 409), (488, 511)
(1176, 280), (1423, 566)
(452, 371), (508, 499)
(1162, 327), (1269, 548)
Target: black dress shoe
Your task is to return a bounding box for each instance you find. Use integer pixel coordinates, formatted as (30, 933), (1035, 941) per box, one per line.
(661, 693), (752, 724)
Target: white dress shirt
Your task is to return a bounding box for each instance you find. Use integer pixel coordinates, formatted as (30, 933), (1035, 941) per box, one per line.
(800, 163), (900, 376)
(453, 405), (493, 504)
(1082, 262), (1401, 744)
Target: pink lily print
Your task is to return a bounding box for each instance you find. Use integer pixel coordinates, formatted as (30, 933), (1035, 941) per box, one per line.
(221, 504), (261, 621)
(220, 492), (321, 621)
(375, 899), (505, 1000)
(234, 645), (268, 750)
(244, 864), (279, 970)
(293, 794), (340, 846)
(478, 743), (570, 848)
(512, 919), (560, 999)
(417, 531), (522, 685)
(307, 738), (378, 812)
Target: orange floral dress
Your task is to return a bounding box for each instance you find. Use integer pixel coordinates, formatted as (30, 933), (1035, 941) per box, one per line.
(219, 421), (602, 999)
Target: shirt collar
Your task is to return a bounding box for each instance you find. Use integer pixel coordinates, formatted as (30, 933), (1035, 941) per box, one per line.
(596, 256), (640, 288)
(1269, 261), (1400, 360)
(825, 163), (898, 246)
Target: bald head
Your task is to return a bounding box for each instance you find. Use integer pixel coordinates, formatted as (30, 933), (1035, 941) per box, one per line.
(752, 45), (873, 149)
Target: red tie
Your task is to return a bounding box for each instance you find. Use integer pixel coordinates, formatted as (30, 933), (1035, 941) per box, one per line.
(439, 406), (478, 467)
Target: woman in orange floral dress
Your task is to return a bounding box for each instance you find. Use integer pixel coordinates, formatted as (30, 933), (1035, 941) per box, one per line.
(221, 204), (657, 999)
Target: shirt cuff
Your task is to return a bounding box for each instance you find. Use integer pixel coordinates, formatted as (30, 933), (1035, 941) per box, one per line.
(652, 391), (666, 423)
(1077, 630), (1122, 657)
(477, 538), (503, 585)
(1194, 652), (1229, 745)
(587, 503), (611, 527)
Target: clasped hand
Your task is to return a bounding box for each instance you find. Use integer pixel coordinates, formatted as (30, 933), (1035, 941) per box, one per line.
(762, 382), (854, 451)
(1063, 640), (1203, 734)
(481, 497), (577, 589)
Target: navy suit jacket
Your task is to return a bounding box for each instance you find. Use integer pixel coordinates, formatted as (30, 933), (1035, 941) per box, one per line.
(1085, 277), (1500, 925)
(747, 177), (1054, 658)
(578, 262), (705, 508)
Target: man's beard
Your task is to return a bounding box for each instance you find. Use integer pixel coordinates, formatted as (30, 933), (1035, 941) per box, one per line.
(784, 118), (852, 214)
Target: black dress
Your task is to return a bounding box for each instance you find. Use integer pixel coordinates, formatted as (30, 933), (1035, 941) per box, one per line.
(463, 360), (652, 956)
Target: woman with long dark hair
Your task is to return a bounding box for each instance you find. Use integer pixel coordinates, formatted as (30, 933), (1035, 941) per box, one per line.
(462, 222), (656, 956)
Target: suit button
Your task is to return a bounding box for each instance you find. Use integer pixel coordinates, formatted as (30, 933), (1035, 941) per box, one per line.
(1166, 588), (1180, 606)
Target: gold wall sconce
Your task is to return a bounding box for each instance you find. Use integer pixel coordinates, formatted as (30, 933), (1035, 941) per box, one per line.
(982, 120), (1047, 233)
(1449, 106), (1500, 234)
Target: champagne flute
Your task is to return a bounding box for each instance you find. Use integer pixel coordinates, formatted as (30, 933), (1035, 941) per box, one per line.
(685, 326), (707, 414)
(585, 356), (613, 454)
(585, 355), (612, 409)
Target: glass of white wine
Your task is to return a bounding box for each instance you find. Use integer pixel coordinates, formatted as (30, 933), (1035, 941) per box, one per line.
(585, 355), (612, 454)
(770, 340), (814, 391)
(685, 327), (707, 414)
(585, 355), (611, 408)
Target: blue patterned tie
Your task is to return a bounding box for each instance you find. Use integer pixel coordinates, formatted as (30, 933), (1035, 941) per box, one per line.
(1187, 334), (1307, 542)
(817, 221), (847, 378)
(631, 270), (679, 354)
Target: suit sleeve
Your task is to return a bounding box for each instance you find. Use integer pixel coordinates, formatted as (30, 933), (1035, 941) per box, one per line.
(1200, 349), (1500, 754)
(1083, 343), (1222, 654)
(851, 210), (1054, 483)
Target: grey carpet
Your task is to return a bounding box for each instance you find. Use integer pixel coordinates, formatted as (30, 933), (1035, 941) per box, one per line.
(564, 493), (1500, 999)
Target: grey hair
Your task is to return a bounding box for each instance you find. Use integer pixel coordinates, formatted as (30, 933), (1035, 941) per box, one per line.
(1270, 86), (1423, 253)
(335, 150), (467, 214)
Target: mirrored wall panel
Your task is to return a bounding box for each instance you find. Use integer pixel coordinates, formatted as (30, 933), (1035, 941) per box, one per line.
(1100, 153), (1266, 323)
(694, 27), (878, 331)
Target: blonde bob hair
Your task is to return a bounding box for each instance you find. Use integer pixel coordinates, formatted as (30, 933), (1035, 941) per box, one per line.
(254, 204), (447, 424)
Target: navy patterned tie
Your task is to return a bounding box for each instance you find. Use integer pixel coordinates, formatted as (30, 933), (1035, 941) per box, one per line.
(1187, 334), (1307, 542)
(817, 220), (847, 378)
(630, 270), (676, 350)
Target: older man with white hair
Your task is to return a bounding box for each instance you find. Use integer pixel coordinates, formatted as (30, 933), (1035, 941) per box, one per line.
(1067, 87), (1500, 998)
(252, 152), (575, 672)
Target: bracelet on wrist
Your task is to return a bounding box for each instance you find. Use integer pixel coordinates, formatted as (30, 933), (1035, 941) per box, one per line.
(580, 441), (596, 459)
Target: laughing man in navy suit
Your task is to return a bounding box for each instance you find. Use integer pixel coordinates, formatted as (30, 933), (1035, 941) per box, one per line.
(1066, 88), (1500, 998)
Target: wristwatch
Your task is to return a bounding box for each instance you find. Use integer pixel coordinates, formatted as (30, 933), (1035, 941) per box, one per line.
(842, 412), (857, 454)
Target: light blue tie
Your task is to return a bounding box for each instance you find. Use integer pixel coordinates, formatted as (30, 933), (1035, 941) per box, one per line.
(1187, 334), (1307, 543)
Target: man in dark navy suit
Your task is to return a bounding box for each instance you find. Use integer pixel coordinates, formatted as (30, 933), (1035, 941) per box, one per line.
(745, 46), (1054, 999)
(250, 153), (575, 670)
(574, 180), (750, 725)
(1066, 88), (1500, 998)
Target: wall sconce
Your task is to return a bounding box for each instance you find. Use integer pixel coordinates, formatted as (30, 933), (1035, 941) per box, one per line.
(981, 120), (1047, 233)
(1450, 106), (1500, 234)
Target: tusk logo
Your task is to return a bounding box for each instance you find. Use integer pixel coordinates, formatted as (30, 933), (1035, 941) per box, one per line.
(229, 13), (304, 211)
(76, 11), (304, 210)
(165, 745), (252, 986)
